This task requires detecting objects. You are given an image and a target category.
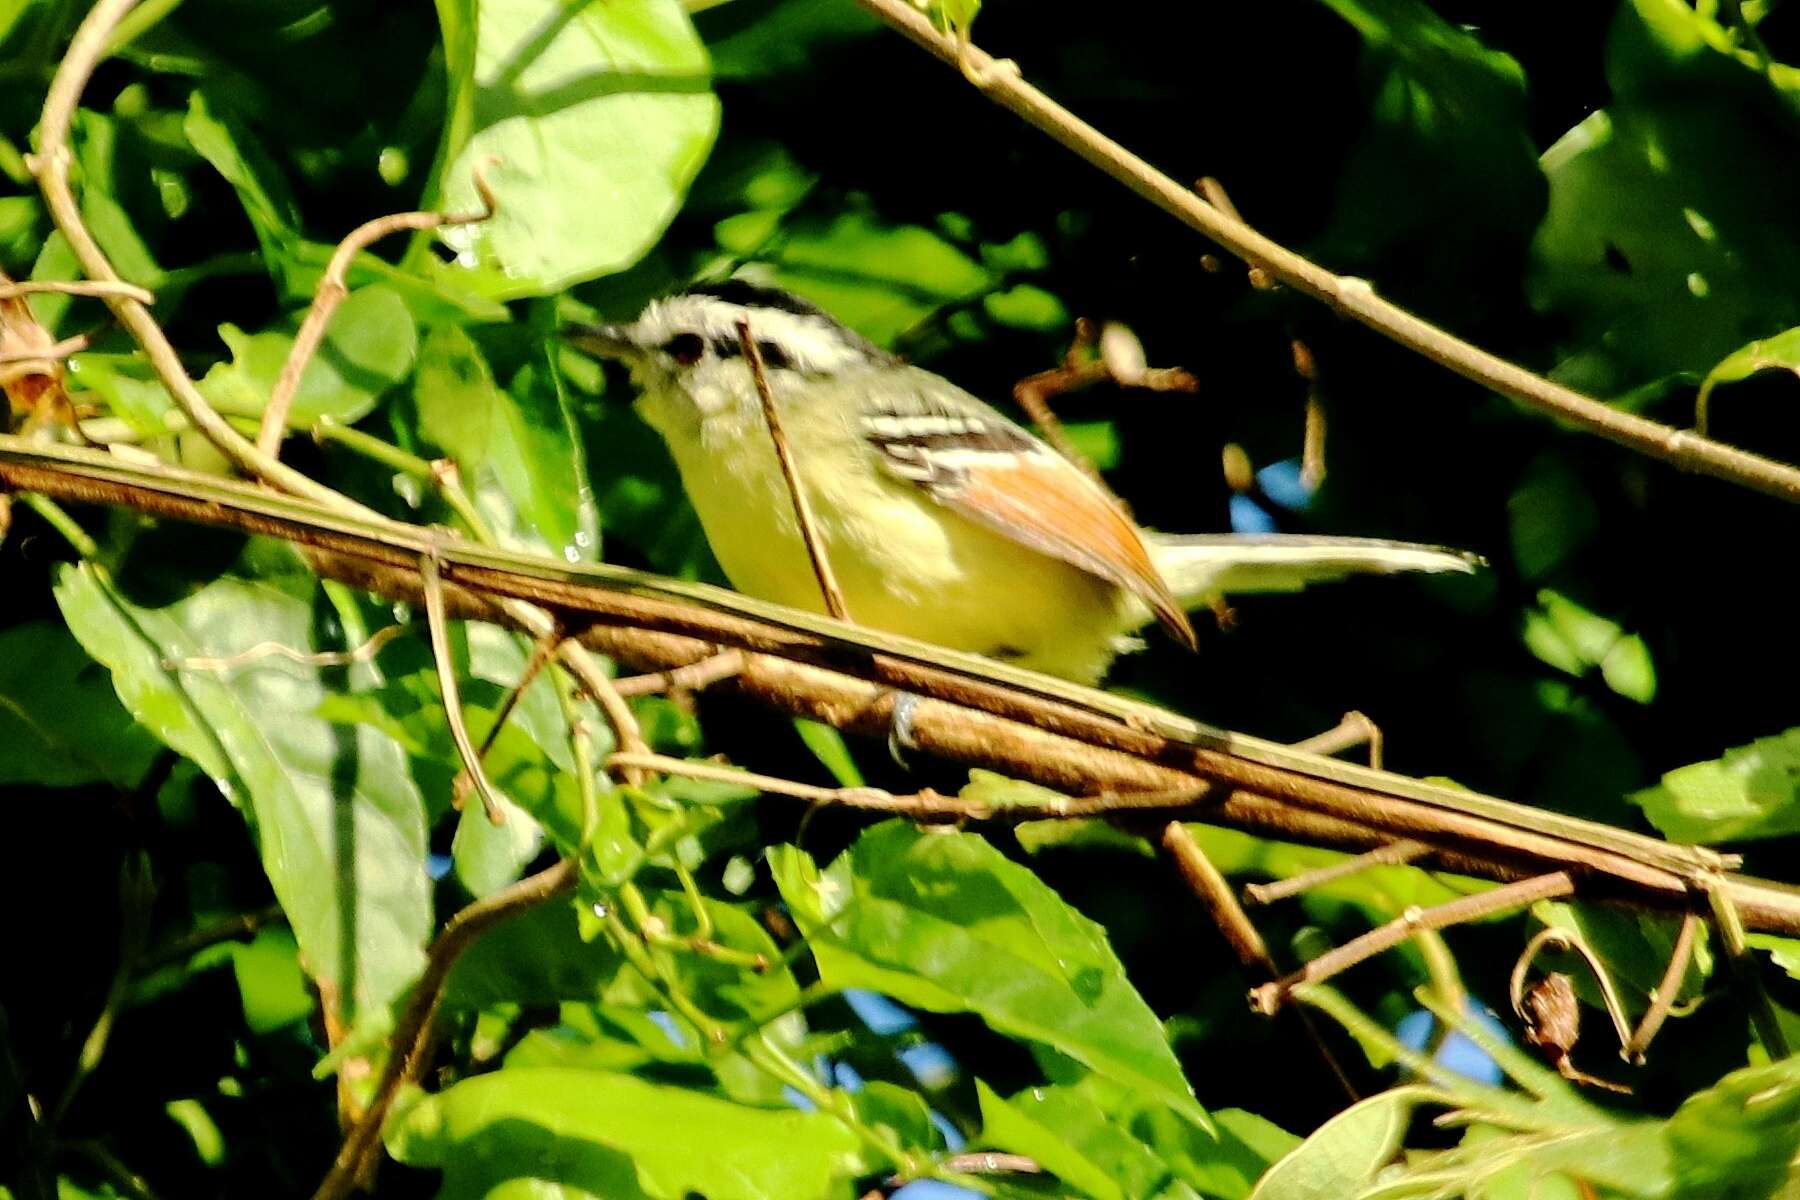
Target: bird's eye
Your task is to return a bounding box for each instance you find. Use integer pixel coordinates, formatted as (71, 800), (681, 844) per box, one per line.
(663, 332), (705, 366)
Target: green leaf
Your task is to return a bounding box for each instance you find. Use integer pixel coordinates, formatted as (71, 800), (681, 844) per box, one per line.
(700, 0), (881, 80)
(1521, 590), (1656, 704)
(1248, 1086), (1425, 1200)
(198, 286), (420, 430)
(183, 89), (300, 272)
(413, 326), (598, 559)
(1629, 727), (1800, 843)
(1133, 1107), (1300, 1200)
(1311, 0), (1543, 287)
(793, 718), (863, 787)
(386, 1068), (863, 1199)
(0, 620), (160, 788)
(976, 1080), (1198, 1200)
(1507, 454), (1599, 581)
(54, 556), (429, 1020)
(1532, 901), (1711, 1016)
(742, 208), (995, 344)
(229, 926), (315, 1034)
(1530, 0), (1800, 392)
(1696, 324), (1800, 425)
(444, 896), (625, 1011)
(1665, 1054), (1800, 1198)
(771, 822), (1208, 1129)
(429, 0), (720, 299)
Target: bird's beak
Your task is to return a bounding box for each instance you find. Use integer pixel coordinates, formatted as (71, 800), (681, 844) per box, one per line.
(561, 323), (640, 362)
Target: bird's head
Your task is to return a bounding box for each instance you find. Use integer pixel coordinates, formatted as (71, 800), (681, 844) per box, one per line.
(564, 281), (896, 418)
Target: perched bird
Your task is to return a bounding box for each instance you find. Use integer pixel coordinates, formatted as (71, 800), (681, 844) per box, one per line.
(567, 281), (1478, 684)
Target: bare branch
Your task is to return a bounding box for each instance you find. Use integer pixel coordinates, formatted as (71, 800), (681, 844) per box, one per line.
(1161, 821), (1361, 1100)
(1242, 840), (1431, 907)
(0, 279), (154, 305)
(850, 0), (1800, 504)
(1249, 872), (1576, 1015)
(309, 858), (578, 1200)
(612, 648), (746, 698)
(1624, 912), (1699, 1063)
(257, 162), (500, 457)
(12, 440), (1800, 937)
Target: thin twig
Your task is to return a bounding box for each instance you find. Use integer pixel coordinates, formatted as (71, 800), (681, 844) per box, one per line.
(422, 552), (506, 825)
(0, 332), (87, 365)
(555, 639), (651, 785)
(161, 623), (405, 674)
(612, 648), (746, 697)
(851, 0), (1800, 505)
(1013, 318), (1197, 481)
(1161, 821), (1359, 1101)
(1241, 840), (1431, 906)
(309, 857), (578, 1200)
(0, 279), (153, 304)
(1290, 710), (1383, 769)
(1249, 872), (1575, 1015)
(135, 904), (286, 974)
(606, 750), (970, 815)
(1623, 912), (1699, 1063)
(54, 856), (152, 1123)
(257, 162), (500, 457)
(736, 318), (850, 621)
(1162, 822), (1279, 975)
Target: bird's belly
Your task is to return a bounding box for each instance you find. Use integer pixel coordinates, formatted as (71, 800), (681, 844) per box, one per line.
(674, 445), (1131, 682)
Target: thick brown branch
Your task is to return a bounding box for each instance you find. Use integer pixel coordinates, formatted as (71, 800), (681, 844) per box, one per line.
(851, 0), (1800, 505)
(7, 442), (1800, 936)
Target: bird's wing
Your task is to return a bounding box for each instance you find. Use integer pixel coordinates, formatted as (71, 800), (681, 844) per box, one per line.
(862, 374), (1195, 649)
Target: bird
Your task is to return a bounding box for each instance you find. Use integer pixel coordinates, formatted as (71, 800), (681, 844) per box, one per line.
(565, 281), (1479, 684)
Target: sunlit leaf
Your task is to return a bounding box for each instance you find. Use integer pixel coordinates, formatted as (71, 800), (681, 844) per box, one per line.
(55, 554), (430, 1020)
(413, 326), (599, 559)
(771, 822), (1208, 1129)
(975, 1080), (1198, 1200)
(387, 1067), (864, 1199)
(429, 0), (720, 299)
(1629, 726), (1800, 843)
(1248, 1086), (1424, 1200)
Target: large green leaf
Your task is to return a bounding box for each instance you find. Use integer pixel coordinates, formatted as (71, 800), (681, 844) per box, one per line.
(386, 1068), (864, 1199)
(1664, 1055), (1800, 1198)
(1530, 0), (1800, 393)
(200, 286), (420, 429)
(0, 620), (161, 788)
(1629, 727), (1800, 844)
(771, 822), (1208, 1129)
(976, 1080), (1199, 1200)
(1312, 0), (1544, 289)
(1247, 1087), (1423, 1200)
(429, 0), (720, 299)
(54, 554), (429, 1019)
(413, 326), (598, 559)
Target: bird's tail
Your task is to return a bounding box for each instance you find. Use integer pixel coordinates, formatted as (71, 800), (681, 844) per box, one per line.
(1146, 533), (1482, 609)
